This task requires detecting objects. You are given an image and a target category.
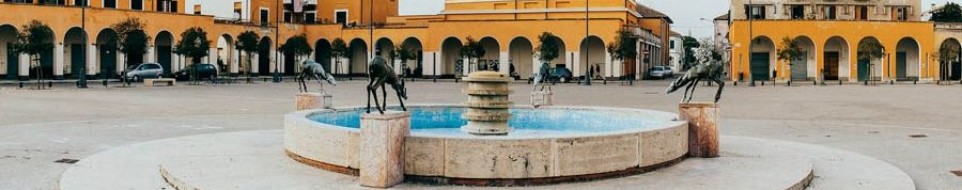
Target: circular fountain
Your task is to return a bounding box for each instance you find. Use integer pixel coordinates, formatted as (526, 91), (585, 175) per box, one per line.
(285, 104), (689, 185)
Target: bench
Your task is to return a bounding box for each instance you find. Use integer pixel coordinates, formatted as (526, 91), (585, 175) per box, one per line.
(144, 78), (176, 87)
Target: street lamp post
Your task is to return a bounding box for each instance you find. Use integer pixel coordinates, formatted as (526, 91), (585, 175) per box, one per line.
(582, 0), (590, 86)
(78, 0), (88, 88)
(272, 0), (281, 83)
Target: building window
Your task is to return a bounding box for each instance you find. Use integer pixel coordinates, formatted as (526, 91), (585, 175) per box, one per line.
(335, 10), (348, 27)
(790, 5), (805, 19)
(745, 5), (766, 20)
(856, 6), (868, 20)
(305, 12), (316, 24)
(284, 11), (292, 23)
(670, 41), (675, 49)
(74, 0), (86, 6)
(104, 0), (116, 8)
(894, 7), (908, 21)
(156, 0), (177, 13)
(824, 5), (837, 20)
(260, 9), (270, 27)
(131, 0), (142, 10)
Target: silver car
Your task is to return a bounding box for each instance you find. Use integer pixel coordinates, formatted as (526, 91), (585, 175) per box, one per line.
(123, 63), (164, 81)
(649, 66), (674, 79)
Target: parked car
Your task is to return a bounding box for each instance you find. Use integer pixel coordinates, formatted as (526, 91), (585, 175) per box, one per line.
(122, 63), (164, 81)
(174, 63), (219, 81)
(528, 67), (574, 83)
(648, 66), (674, 79)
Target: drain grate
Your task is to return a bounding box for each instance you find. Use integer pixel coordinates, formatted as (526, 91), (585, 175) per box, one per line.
(54, 158), (79, 164)
(951, 170), (962, 177)
(909, 134), (927, 138)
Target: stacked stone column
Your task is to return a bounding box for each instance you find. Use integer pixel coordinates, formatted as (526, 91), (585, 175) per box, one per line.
(461, 71), (513, 135)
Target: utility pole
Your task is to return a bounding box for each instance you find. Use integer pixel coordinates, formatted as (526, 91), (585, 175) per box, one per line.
(78, 0), (88, 88)
(582, 0), (591, 85)
(748, 0), (755, 86)
(273, 0), (281, 83)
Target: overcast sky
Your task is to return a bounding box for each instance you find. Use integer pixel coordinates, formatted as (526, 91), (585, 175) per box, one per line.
(187, 0), (954, 38)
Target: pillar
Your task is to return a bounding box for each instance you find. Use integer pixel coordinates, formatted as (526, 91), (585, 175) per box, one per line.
(605, 51), (613, 79)
(147, 46), (155, 63)
(209, 48), (218, 65)
(359, 111), (410, 188)
(425, 51), (438, 77)
(18, 53), (29, 78)
(54, 44), (64, 79)
(116, 52), (125, 73)
(498, 51), (510, 75)
(251, 54), (259, 74)
(231, 49), (240, 74)
(679, 103), (719, 158)
(570, 51), (580, 77)
(87, 44), (97, 76)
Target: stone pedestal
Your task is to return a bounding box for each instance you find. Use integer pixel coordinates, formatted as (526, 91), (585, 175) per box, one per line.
(530, 91), (554, 108)
(679, 103), (719, 158)
(461, 71), (513, 135)
(295, 92), (333, 111)
(359, 111), (410, 188)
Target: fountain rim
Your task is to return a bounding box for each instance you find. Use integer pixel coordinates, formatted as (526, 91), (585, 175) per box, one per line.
(289, 104), (685, 140)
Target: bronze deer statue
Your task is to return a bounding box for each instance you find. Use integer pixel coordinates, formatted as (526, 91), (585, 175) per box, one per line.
(532, 62), (552, 92)
(367, 57), (408, 114)
(667, 43), (726, 103)
(297, 60), (337, 93)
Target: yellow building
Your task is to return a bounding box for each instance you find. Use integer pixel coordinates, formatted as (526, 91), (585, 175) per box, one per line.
(0, 0), (671, 81)
(728, 0), (938, 83)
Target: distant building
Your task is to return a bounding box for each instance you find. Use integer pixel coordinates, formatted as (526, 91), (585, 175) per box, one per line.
(0, 0), (673, 82)
(668, 31), (684, 73)
(728, 0), (935, 83)
(714, 13), (730, 78)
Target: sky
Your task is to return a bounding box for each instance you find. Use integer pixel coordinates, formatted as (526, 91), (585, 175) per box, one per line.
(187, 0), (954, 38)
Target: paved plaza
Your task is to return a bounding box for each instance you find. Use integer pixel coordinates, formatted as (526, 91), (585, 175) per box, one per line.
(1, 80), (962, 189)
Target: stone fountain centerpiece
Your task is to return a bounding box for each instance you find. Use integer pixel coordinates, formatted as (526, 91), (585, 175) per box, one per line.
(460, 71), (513, 135)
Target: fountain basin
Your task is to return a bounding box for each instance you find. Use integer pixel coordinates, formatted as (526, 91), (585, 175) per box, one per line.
(284, 105), (689, 185)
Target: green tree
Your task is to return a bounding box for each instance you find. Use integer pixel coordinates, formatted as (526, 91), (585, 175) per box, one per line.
(174, 27), (211, 65)
(536, 32), (561, 65)
(393, 45), (417, 76)
(931, 3), (962, 22)
(236, 31), (259, 83)
(13, 20), (54, 88)
(607, 29), (638, 81)
(113, 18), (150, 68)
(681, 36), (700, 69)
(174, 27), (211, 82)
(776, 37), (804, 82)
(937, 42), (960, 81)
(331, 38), (349, 75)
(278, 34), (313, 73)
(461, 37), (486, 71)
(858, 40), (884, 83)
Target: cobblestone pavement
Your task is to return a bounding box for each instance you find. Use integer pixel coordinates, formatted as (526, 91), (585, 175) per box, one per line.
(1, 80), (960, 189)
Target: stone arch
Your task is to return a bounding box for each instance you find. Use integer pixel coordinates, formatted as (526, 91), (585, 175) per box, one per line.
(750, 36), (775, 81)
(509, 36), (534, 80)
(895, 37), (920, 80)
(155, 31), (174, 76)
(314, 38), (332, 72)
(257, 37), (272, 75)
(400, 37), (423, 77)
(440, 37), (462, 77)
(579, 35), (606, 79)
(95, 28), (119, 79)
(478, 37), (500, 72)
(790, 35), (817, 80)
(938, 38), (961, 81)
(823, 36), (849, 81)
(375, 37), (395, 64)
(856, 37), (883, 81)
(216, 34), (235, 74)
(64, 27), (88, 79)
(1, 24), (18, 80)
(349, 38), (368, 75)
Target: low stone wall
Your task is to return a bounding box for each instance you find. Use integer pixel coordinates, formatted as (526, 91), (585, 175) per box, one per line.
(284, 105), (688, 185)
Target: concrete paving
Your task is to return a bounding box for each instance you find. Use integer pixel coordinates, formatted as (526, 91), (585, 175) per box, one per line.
(1, 80), (962, 189)
(62, 130), (824, 190)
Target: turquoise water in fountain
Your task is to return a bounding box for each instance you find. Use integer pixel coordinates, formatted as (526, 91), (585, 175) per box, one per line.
(307, 106), (670, 136)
